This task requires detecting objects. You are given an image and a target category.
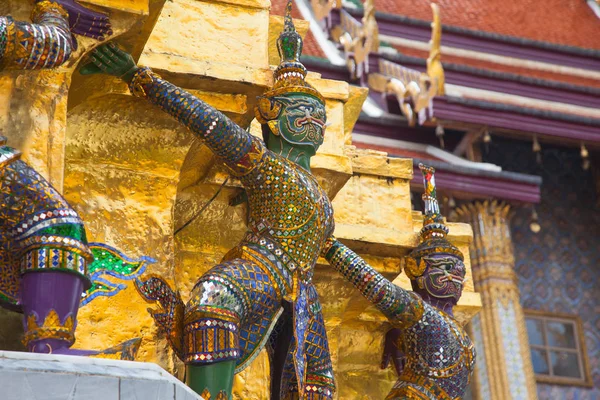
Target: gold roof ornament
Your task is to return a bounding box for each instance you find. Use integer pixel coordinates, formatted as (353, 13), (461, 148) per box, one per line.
(361, 0), (379, 54)
(427, 3), (445, 96)
(311, 0), (336, 21)
(370, 59), (436, 126)
(367, 3), (443, 126)
(335, 0), (379, 79)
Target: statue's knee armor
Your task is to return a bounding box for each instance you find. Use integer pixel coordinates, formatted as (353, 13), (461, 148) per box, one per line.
(184, 263), (247, 365)
(183, 258), (283, 367)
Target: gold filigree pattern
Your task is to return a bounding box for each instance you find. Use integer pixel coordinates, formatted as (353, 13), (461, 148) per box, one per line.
(32, 1), (69, 21)
(22, 309), (75, 348)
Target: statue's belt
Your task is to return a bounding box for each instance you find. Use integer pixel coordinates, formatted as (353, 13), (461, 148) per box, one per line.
(242, 219), (316, 301)
(394, 369), (454, 400)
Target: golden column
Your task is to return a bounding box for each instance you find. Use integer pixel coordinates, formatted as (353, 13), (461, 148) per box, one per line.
(456, 201), (538, 400)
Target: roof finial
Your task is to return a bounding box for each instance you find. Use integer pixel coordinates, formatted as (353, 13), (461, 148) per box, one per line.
(427, 3), (445, 95)
(284, 0), (294, 32)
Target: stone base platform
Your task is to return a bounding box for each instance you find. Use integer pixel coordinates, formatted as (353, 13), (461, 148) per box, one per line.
(0, 351), (203, 400)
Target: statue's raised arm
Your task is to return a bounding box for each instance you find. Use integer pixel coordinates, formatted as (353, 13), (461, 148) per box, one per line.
(323, 237), (426, 327)
(80, 43), (263, 176)
(0, 0), (111, 70)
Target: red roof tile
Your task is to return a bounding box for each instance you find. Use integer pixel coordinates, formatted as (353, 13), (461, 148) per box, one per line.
(376, 0), (600, 51)
(270, 0), (326, 58)
(392, 44), (600, 89)
(303, 32), (326, 58)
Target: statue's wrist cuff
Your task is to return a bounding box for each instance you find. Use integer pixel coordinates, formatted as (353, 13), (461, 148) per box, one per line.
(128, 66), (160, 98)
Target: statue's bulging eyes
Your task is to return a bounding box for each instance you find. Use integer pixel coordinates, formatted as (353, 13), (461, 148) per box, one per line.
(299, 105), (313, 113)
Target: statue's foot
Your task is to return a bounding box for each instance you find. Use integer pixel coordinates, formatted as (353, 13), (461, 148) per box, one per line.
(88, 338), (143, 361)
(49, 347), (98, 357)
(29, 338), (142, 361)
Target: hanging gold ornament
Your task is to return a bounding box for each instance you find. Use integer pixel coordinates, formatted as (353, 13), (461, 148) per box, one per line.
(436, 125), (445, 149)
(533, 135), (542, 164)
(581, 142), (590, 170)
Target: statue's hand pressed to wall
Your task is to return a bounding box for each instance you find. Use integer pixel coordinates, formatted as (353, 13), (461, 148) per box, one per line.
(80, 43), (139, 82)
(48, 0), (112, 40)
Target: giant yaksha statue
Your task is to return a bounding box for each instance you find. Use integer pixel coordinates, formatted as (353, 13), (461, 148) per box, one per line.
(322, 164), (475, 399)
(1, 1), (140, 360)
(81, 1), (335, 398)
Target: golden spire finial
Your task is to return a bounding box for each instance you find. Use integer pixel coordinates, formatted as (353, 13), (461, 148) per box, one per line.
(427, 3), (445, 95)
(311, 0), (336, 21)
(362, 0), (379, 53)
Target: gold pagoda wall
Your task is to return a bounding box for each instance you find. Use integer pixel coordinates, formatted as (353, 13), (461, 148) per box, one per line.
(0, 1), (481, 398)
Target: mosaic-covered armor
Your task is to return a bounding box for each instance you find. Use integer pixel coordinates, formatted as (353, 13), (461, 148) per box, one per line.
(82, 2), (334, 399)
(0, 1), (73, 70)
(0, 0), (111, 70)
(322, 165), (475, 400)
(130, 48), (335, 400)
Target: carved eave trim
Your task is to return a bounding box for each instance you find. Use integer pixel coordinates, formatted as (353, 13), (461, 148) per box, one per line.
(327, 5), (379, 80)
(433, 96), (600, 144)
(341, 8), (600, 73)
(368, 59), (437, 126)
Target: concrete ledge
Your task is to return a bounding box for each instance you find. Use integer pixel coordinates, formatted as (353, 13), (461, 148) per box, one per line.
(0, 351), (203, 400)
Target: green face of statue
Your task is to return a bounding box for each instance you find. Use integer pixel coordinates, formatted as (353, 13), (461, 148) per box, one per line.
(268, 92), (326, 156)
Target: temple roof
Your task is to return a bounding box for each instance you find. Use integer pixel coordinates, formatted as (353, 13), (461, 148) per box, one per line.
(352, 134), (542, 203)
(383, 53), (600, 94)
(372, 0), (600, 51)
(385, 44), (600, 88)
(268, 0), (597, 203)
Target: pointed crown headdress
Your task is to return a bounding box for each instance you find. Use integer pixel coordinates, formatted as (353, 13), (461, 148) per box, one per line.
(255, 0), (325, 124)
(404, 164), (463, 280)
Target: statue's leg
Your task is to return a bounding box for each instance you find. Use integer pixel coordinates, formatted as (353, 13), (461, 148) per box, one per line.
(303, 317), (335, 399)
(1, 158), (92, 354)
(20, 268), (86, 354)
(269, 300), (294, 400)
(184, 258), (283, 399)
(302, 286), (335, 400)
(186, 361), (236, 399)
(279, 350), (300, 400)
(279, 286), (335, 400)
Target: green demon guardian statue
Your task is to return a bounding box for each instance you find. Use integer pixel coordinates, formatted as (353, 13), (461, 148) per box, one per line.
(81, 1), (335, 399)
(322, 164), (476, 399)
